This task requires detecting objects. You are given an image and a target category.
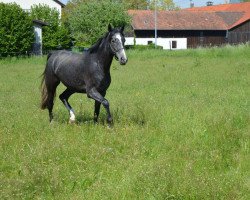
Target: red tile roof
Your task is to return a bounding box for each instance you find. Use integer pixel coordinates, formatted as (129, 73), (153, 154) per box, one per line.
(128, 2), (250, 31)
(185, 2), (250, 29)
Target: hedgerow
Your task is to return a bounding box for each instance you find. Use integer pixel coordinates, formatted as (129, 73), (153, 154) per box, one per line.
(0, 3), (34, 57)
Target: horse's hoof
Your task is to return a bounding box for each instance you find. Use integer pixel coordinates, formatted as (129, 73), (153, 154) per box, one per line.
(107, 122), (113, 129)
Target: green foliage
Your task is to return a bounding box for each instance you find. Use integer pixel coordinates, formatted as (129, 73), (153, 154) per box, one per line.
(68, 0), (131, 47)
(0, 45), (249, 199)
(30, 4), (71, 51)
(123, 0), (148, 9)
(148, 0), (180, 10)
(127, 44), (163, 50)
(0, 3), (34, 57)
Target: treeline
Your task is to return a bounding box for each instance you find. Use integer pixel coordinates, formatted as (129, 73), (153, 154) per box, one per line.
(0, 3), (71, 57)
(63, 0), (179, 47)
(0, 0), (178, 57)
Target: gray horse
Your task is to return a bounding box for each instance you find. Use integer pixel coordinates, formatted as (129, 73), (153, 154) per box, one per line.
(41, 25), (127, 124)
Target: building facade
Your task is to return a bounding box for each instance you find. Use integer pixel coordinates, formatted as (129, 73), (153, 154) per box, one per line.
(128, 2), (250, 49)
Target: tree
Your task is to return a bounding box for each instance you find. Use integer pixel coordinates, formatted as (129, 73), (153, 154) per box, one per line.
(67, 0), (130, 47)
(148, 0), (179, 10)
(123, 0), (148, 9)
(30, 4), (71, 51)
(0, 3), (34, 56)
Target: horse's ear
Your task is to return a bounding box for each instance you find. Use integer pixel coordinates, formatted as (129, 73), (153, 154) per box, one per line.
(120, 25), (125, 33)
(108, 24), (113, 32)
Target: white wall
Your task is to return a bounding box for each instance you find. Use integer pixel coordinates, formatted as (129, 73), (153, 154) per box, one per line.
(125, 37), (187, 50)
(125, 37), (135, 46)
(0, 0), (62, 17)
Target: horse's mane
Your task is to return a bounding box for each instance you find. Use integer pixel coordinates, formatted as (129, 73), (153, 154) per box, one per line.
(88, 32), (109, 54)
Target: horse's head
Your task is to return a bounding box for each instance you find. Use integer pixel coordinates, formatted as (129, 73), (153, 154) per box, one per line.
(108, 24), (128, 65)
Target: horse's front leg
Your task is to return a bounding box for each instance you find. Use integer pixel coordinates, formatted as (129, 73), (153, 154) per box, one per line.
(88, 88), (112, 125)
(94, 91), (106, 123)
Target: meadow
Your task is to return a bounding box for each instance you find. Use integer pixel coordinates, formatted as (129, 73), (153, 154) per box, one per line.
(0, 45), (249, 199)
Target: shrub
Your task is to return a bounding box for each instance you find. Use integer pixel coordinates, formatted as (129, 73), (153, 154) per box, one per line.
(0, 3), (34, 57)
(68, 0), (131, 47)
(30, 4), (71, 51)
(127, 44), (163, 50)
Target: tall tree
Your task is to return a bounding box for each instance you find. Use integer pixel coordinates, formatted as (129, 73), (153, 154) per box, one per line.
(148, 0), (179, 10)
(67, 0), (130, 47)
(123, 0), (148, 9)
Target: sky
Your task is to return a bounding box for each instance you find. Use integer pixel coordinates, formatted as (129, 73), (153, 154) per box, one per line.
(59, 0), (240, 9)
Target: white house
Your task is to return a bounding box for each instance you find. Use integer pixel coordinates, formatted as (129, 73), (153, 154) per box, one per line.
(0, 0), (65, 17)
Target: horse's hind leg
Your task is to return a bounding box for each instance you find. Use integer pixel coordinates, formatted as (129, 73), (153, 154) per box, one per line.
(45, 76), (60, 122)
(59, 88), (75, 123)
(94, 101), (101, 123)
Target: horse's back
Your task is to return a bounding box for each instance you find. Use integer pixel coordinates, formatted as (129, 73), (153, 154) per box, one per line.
(46, 50), (87, 92)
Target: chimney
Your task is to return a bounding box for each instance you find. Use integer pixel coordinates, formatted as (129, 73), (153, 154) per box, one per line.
(206, 1), (213, 6)
(190, 0), (194, 8)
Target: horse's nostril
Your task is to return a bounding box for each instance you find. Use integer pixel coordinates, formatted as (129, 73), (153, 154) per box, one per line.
(120, 57), (127, 64)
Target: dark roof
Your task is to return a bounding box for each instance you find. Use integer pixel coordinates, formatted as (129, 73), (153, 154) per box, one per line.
(33, 20), (49, 26)
(128, 10), (244, 31)
(53, 0), (65, 7)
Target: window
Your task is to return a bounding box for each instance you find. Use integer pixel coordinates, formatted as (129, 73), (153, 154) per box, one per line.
(172, 41), (177, 49)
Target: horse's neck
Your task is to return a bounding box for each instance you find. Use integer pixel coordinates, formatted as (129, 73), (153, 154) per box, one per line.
(96, 39), (113, 72)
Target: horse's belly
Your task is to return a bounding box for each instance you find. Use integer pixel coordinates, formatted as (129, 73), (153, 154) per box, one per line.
(56, 71), (86, 92)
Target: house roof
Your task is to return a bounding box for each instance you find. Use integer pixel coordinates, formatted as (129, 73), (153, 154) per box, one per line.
(128, 10), (244, 31)
(185, 2), (250, 29)
(128, 2), (250, 31)
(54, 0), (65, 8)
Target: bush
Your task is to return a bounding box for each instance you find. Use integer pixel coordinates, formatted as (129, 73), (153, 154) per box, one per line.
(30, 4), (71, 51)
(0, 3), (34, 57)
(127, 44), (163, 50)
(68, 0), (131, 47)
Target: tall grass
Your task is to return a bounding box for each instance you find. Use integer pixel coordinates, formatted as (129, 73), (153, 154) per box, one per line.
(0, 45), (249, 199)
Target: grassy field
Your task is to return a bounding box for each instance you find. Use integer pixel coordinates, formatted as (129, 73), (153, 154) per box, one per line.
(0, 45), (249, 199)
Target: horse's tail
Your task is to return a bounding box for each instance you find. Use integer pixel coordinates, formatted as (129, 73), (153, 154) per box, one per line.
(40, 52), (52, 110)
(40, 70), (48, 110)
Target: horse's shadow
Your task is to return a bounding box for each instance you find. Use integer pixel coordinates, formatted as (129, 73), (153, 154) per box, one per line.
(53, 108), (147, 127)
(53, 110), (106, 125)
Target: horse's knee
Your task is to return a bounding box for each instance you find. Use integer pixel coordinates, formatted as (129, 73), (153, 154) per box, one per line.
(59, 92), (67, 101)
(59, 94), (64, 102)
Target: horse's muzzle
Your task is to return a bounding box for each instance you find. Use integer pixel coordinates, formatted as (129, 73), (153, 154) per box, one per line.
(120, 57), (128, 65)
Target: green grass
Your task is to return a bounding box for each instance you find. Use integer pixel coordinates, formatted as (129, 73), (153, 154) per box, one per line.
(0, 45), (249, 199)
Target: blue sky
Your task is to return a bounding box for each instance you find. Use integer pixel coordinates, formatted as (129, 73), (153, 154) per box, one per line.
(59, 0), (239, 9)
